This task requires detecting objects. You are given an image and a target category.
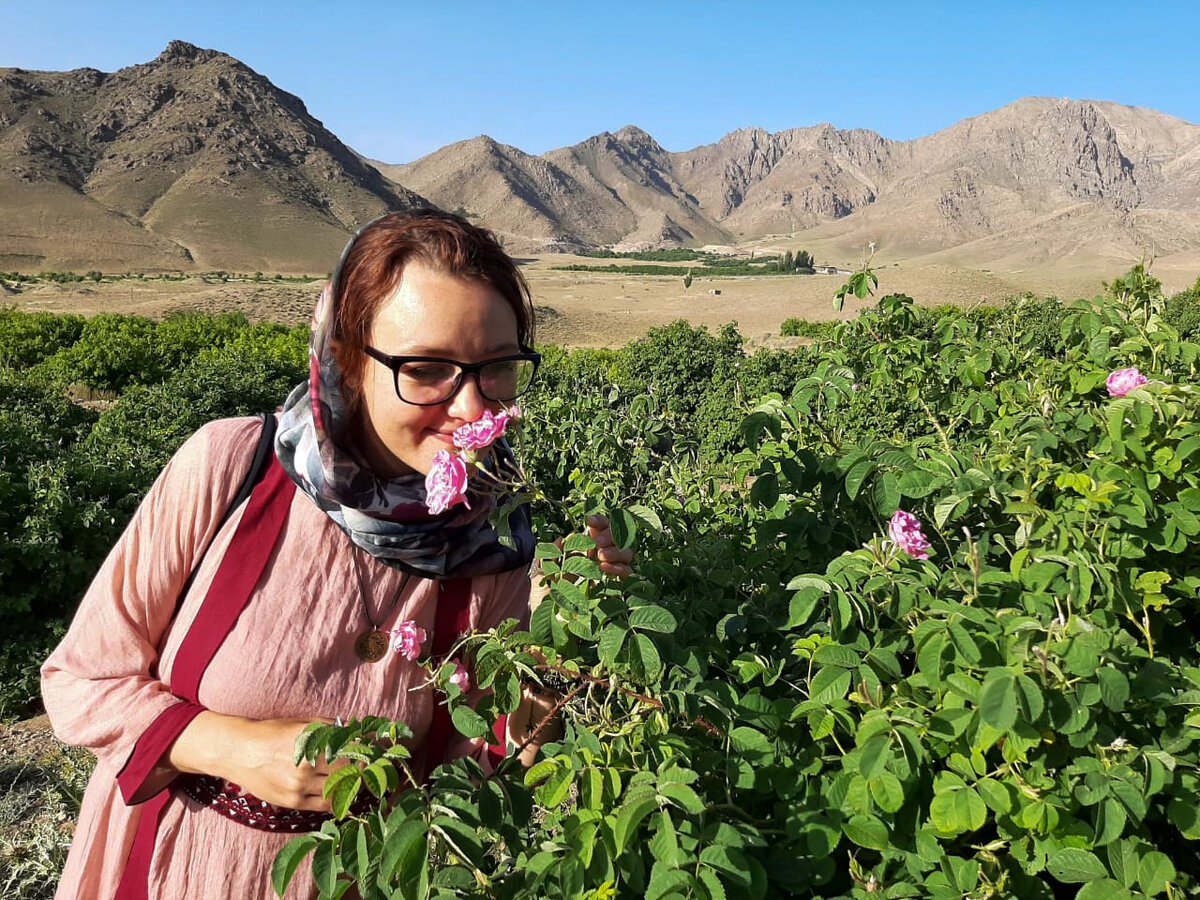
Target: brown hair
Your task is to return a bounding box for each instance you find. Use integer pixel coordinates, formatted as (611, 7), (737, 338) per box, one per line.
(331, 208), (535, 403)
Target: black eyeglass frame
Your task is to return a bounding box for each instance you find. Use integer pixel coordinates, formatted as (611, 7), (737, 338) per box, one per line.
(363, 345), (542, 406)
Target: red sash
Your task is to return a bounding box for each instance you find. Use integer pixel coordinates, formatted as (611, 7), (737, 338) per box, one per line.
(113, 457), (485, 898)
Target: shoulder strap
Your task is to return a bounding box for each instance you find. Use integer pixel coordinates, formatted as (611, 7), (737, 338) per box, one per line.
(174, 413), (278, 617)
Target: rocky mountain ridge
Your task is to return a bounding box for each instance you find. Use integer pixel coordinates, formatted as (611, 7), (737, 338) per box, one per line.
(0, 40), (424, 271)
(2, 42), (1197, 274)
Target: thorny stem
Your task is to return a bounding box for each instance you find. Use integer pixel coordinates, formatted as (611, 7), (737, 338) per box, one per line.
(533, 663), (722, 737)
(917, 393), (954, 456)
(498, 681), (588, 774)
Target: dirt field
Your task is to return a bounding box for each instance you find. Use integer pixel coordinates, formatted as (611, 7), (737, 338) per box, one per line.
(0, 257), (1143, 349)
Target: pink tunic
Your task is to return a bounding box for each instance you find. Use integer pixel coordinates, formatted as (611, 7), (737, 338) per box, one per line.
(41, 416), (532, 899)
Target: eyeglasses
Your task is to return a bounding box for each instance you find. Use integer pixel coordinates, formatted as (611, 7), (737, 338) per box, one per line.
(363, 346), (541, 406)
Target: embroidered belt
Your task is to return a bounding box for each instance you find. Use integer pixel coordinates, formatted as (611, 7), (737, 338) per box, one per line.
(177, 774), (343, 833)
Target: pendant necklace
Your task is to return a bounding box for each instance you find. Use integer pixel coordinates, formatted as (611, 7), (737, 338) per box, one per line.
(349, 545), (408, 664)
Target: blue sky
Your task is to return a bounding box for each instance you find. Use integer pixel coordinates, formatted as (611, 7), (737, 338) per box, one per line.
(2, 0), (1197, 162)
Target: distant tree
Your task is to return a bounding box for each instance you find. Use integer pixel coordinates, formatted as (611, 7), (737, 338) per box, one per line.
(780, 250), (794, 273)
(683, 270), (693, 290)
(796, 250), (813, 269)
(85, 270), (103, 283)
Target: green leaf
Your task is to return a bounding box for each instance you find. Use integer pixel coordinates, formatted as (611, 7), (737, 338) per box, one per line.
(614, 796), (659, 854)
(873, 471), (900, 516)
(730, 726), (774, 763)
(648, 811), (682, 868)
(1016, 673), (1044, 724)
(785, 574), (831, 592)
(845, 460), (874, 499)
(1047, 847), (1108, 883)
(271, 834), (320, 897)
(608, 507), (638, 550)
(750, 472), (779, 507)
(1138, 851), (1175, 896)
(361, 759), (395, 799)
(647, 866), (690, 900)
(786, 589), (821, 628)
(808, 665), (852, 704)
(1076, 880), (1134, 900)
(530, 599), (555, 645)
(379, 818), (427, 888)
(524, 758), (558, 787)
(451, 703), (489, 739)
(1094, 797), (1126, 846)
(630, 605), (678, 633)
(561, 533), (596, 554)
(630, 633), (663, 682)
(660, 781), (706, 814)
(537, 765), (574, 809)
(813, 642), (860, 668)
(697, 866), (727, 900)
(868, 772), (905, 813)
(293, 721), (325, 766)
(1098, 667), (1130, 711)
(628, 504), (663, 531)
(311, 839), (339, 896)
(323, 765), (363, 820)
(930, 786), (986, 834)
(434, 815), (485, 869)
(978, 670), (1018, 732)
(562, 555), (603, 580)
(598, 623), (627, 665)
(843, 813), (889, 850)
(857, 732), (891, 780)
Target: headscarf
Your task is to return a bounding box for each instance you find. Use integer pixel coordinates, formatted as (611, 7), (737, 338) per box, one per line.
(273, 222), (535, 579)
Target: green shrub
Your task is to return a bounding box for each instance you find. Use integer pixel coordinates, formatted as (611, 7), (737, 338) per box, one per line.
(0, 311), (86, 370)
(1165, 278), (1200, 341)
(616, 320), (744, 418)
(279, 268), (1200, 899)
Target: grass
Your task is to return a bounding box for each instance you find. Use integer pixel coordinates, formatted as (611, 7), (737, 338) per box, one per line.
(0, 736), (94, 899)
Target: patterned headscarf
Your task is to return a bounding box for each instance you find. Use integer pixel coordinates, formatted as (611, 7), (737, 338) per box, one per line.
(274, 231), (535, 579)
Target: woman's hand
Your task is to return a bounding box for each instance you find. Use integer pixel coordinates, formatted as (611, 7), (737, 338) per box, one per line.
(507, 683), (564, 767)
(169, 712), (335, 812)
(585, 513), (634, 578)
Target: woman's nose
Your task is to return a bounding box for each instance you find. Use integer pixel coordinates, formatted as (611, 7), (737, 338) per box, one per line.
(447, 372), (486, 421)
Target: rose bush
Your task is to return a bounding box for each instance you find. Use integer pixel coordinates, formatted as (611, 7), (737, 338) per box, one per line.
(1, 264), (1198, 898)
(276, 267), (1200, 899)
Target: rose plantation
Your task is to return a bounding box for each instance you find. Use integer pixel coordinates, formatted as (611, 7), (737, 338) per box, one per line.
(1, 267), (1199, 898)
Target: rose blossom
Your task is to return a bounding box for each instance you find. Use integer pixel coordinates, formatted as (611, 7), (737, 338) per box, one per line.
(448, 660), (471, 692)
(452, 407), (519, 452)
(424, 450), (471, 514)
(888, 510), (931, 560)
(1106, 367), (1148, 397)
(389, 620), (427, 661)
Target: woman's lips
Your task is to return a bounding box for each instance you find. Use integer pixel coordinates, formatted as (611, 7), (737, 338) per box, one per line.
(429, 430), (456, 444)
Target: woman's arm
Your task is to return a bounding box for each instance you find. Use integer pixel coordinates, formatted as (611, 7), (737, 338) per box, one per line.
(40, 418), (305, 804)
(167, 712), (335, 811)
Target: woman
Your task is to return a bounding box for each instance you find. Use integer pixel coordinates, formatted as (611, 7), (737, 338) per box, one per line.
(41, 210), (633, 899)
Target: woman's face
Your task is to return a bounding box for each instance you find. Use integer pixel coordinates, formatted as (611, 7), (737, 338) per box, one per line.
(355, 260), (520, 477)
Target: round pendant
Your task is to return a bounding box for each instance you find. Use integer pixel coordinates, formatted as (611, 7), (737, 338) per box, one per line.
(354, 629), (389, 663)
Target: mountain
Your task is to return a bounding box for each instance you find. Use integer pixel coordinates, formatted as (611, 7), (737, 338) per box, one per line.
(0, 40), (425, 272)
(1, 41), (1197, 274)
(395, 97), (1200, 271)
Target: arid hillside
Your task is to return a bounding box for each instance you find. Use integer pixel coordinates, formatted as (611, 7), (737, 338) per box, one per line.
(1, 42), (1198, 281)
(0, 41), (425, 273)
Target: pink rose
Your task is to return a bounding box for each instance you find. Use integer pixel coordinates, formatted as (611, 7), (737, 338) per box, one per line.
(452, 408), (518, 452)
(1106, 367), (1149, 397)
(389, 620), (427, 661)
(424, 450), (471, 514)
(449, 659), (471, 692)
(888, 510), (931, 560)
